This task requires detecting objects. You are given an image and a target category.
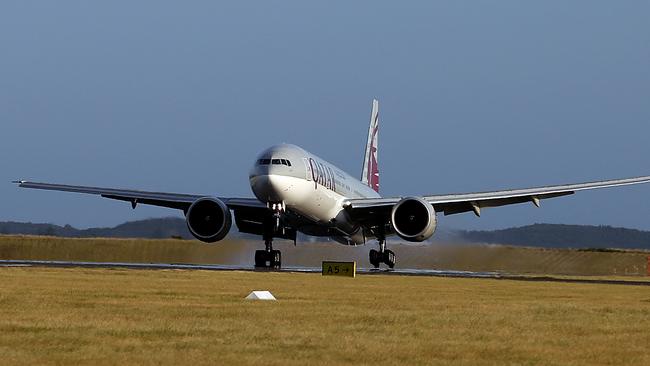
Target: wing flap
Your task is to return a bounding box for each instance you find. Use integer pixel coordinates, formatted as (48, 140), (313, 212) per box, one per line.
(435, 192), (573, 216)
(344, 175), (650, 218)
(14, 180), (264, 211)
(424, 176), (650, 204)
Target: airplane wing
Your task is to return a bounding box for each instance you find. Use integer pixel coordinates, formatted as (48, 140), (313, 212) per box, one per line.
(344, 175), (650, 218)
(13, 180), (266, 211)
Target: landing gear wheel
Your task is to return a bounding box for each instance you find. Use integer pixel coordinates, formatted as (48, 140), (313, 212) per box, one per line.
(254, 249), (282, 269)
(384, 249), (395, 269)
(272, 250), (282, 269)
(368, 237), (396, 269)
(369, 249), (381, 268)
(255, 250), (268, 268)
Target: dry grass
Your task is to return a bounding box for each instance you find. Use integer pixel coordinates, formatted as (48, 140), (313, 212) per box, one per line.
(2, 234), (649, 276)
(1, 267), (649, 365)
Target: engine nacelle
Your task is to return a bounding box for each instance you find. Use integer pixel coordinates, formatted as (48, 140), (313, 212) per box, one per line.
(186, 197), (232, 243)
(390, 197), (437, 242)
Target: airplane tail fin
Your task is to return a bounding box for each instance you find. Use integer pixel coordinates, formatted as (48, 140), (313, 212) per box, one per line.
(361, 99), (379, 193)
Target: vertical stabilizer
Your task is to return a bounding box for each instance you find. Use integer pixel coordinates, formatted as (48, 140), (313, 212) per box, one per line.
(361, 99), (379, 193)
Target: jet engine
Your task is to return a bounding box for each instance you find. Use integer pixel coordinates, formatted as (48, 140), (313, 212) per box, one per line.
(186, 197), (232, 243)
(390, 197), (437, 242)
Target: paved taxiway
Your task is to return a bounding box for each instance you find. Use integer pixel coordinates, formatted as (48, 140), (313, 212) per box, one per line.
(1, 260), (649, 286)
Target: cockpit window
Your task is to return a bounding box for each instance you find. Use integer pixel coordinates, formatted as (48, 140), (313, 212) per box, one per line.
(259, 158), (291, 166)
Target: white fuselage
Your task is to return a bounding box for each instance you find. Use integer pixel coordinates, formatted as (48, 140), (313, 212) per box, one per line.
(249, 144), (380, 244)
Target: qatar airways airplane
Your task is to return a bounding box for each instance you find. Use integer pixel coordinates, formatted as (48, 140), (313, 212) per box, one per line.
(14, 100), (650, 269)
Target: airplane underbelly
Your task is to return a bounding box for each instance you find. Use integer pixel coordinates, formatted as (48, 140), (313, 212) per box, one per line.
(286, 179), (344, 224)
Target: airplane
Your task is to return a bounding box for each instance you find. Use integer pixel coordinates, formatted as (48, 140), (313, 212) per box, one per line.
(14, 99), (650, 269)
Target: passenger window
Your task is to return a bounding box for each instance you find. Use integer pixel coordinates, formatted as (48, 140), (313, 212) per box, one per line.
(272, 159), (281, 165)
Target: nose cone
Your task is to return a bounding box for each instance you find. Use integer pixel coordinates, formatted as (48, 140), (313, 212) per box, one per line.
(250, 174), (290, 203)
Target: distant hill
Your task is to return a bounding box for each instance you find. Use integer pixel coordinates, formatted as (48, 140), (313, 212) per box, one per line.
(0, 218), (193, 239)
(460, 223), (650, 250)
(1, 219), (649, 250)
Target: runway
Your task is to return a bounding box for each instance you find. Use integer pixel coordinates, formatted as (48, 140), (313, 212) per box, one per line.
(1, 260), (649, 286)
(0, 259), (499, 278)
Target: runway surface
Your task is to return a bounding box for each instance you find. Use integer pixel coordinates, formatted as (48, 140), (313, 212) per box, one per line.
(1, 260), (649, 286)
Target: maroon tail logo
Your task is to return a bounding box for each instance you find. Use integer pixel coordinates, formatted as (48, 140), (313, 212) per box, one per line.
(361, 99), (380, 193)
(367, 120), (379, 193)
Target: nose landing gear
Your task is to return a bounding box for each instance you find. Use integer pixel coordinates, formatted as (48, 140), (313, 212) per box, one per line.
(254, 239), (281, 269)
(254, 202), (285, 270)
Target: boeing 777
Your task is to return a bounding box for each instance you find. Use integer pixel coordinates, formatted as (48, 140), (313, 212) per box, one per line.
(14, 100), (650, 268)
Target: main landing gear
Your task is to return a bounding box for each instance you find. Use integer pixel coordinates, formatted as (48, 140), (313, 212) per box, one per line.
(369, 238), (395, 269)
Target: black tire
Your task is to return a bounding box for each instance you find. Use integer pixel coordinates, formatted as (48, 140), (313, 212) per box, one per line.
(254, 250), (268, 267)
(369, 249), (380, 268)
(384, 249), (396, 269)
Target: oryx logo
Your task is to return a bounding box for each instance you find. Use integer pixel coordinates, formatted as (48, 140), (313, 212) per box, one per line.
(366, 119), (379, 192)
(361, 99), (380, 193)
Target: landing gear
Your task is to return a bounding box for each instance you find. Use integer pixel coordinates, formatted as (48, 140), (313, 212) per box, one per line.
(255, 203), (286, 269)
(254, 249), (281, 269)
(369, 249), (380, 267)
(254, 239), (282, 269)
(269, 202), (286, 235)
(369, 238), (395, 269)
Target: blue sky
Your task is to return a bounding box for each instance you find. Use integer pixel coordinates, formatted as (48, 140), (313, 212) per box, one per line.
(1, 1), (649, 231)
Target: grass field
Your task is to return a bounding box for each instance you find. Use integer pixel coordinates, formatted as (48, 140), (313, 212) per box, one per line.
(1, 235), (649, 276)
(1, 267), (649, 365)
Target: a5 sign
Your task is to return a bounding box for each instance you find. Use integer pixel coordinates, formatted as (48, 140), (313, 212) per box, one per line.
(322, 261), (356, 278)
